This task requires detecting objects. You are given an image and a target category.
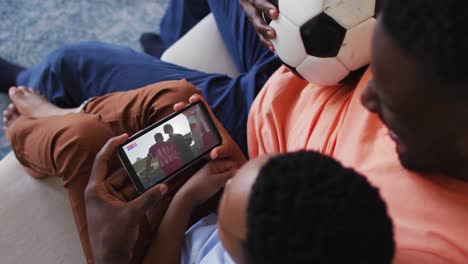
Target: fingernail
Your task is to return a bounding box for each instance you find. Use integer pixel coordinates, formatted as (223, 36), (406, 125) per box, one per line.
(269, 9), (275, 17)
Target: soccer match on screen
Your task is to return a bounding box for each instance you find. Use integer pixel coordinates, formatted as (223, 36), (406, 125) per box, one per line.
(122, 105), (219, 188)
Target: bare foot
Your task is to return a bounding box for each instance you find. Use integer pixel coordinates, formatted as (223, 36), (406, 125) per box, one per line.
(3, 103), (19, 144)
(8, 86), (79, 118)
(2, 102), (48, 178)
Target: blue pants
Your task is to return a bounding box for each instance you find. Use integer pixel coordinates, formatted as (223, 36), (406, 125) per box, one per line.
(15, 0), (281, 155)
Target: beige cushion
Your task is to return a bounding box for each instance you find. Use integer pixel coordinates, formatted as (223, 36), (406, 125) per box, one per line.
(0, 12), (236, 263)
(0, 152), (86, 264)
(161, 13), (240, 79)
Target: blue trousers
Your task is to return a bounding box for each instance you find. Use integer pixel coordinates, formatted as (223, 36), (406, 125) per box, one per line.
(15, 0), (281, 155)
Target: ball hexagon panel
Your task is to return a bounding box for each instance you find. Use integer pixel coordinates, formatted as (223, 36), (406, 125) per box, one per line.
(296, 56), (350, 86)
(324, 0), (376, 29)
(337, 18), (375, 70)
(300, 12), (346, 58)
(270, 13), (308, 67)
(278, 0), (324, 27)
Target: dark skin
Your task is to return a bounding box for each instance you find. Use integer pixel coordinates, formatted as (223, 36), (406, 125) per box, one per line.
(239, 0), (278, 51)
(361, 17), (468, 180)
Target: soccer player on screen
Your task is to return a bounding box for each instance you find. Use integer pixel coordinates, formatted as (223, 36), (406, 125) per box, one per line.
(144, 133), (181, 181)
(164, 124), (195, 164)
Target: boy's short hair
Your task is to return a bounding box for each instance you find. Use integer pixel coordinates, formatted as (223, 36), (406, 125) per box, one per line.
(245, 151), (395, 264)
(163, 124), (173, 133)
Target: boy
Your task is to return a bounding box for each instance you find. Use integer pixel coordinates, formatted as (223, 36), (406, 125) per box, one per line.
(141, 150), (395, 263)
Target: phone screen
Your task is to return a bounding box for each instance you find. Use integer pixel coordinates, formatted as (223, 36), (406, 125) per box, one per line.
(118, 102), (222, 193)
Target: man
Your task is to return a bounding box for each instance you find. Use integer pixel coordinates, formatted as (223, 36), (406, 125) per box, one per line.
(144, 133), (181, 184)
(163, 124), (194, 164)
(4, 0), (468, 262)
(245, 0), (468, 262)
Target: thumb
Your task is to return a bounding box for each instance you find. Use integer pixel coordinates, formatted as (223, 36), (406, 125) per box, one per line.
(130, 184), (168, 213)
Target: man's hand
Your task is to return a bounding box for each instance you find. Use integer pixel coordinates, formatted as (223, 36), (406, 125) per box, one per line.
(173, 94), (247, 167)
(85, 134), (168, 264)
(240, 0), (279, 51)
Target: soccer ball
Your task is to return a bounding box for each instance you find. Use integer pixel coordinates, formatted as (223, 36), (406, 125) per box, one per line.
(264, 0), (380, 86)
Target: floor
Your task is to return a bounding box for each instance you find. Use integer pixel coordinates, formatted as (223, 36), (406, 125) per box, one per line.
(0, 0), (169, 159)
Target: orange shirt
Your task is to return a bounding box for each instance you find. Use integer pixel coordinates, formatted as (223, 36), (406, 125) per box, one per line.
(247, 66), (468, 263)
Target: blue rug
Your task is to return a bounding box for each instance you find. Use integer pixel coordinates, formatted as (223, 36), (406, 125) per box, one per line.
(0, 0), (169, 159)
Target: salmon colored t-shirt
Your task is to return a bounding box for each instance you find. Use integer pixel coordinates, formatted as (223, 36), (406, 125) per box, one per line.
(247, 66), (468, 263)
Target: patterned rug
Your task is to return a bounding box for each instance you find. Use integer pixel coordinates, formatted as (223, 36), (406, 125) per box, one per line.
(0, 0), (168, 159)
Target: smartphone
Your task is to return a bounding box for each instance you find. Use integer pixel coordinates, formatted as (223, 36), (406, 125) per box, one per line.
(118, 101), (222, 193)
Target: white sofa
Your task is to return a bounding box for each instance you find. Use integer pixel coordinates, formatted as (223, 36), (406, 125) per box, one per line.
(0, 14), (239, 264)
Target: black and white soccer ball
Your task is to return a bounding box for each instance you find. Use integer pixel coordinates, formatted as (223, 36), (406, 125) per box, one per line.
(264, 0), (380, 85)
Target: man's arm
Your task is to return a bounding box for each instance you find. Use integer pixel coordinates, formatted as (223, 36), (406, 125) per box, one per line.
(143, 160), (236, 264)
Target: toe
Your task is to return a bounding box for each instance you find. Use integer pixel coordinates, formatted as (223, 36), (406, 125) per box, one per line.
(27, 87), (38, 94)
(3, 109), (10, 118)
(8, 86), (17, 96)
(9, 86), (26, 99)
(17, 86), (27, 94)
(8, 103), (18, 114)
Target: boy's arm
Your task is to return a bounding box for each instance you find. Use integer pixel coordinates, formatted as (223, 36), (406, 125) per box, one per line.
(143, 160), (236, 264)
(142, 189), (195, 264)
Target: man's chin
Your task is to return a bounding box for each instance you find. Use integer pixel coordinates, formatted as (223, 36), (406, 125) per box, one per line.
(397, 151), (438, 174)
(396, 144), (427, 173)
(398, 153), (422, 172)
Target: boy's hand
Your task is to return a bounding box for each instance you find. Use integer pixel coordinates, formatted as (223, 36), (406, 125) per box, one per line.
(240, 0), (279, 51)
(173, 94), (247, 167)
(85, 134), (167, 264)
(178, 159), (236, 208)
